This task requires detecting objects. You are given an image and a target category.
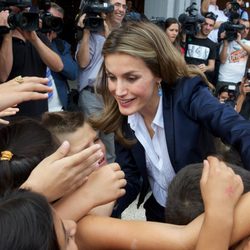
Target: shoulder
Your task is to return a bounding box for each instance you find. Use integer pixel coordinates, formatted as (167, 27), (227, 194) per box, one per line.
(174, 77), (211, 103)
(176, 76), (207, 90)
(164, 76), (209, 102)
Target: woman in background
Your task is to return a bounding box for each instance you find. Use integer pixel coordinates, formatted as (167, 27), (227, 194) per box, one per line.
(164, 17), (185, 54)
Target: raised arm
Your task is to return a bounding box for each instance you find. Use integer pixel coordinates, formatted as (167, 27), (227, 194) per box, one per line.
(20, 30), (63, 72)
(75, 157), (250, 250)
(0, 10), (13, 82)
(0, 76), (51, 111)
(76, 14), (91, 68)
(195, 157), (243, 250)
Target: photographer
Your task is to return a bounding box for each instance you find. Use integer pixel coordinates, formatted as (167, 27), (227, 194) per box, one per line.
(201, 0), (228, 43)
(0, 1), (63, 118)
(217, 18), (250, 92)
(184, 12), (217, 83)
(46, 3), (77, 111)
(217, 84), (239, 107)
(224, 0), (248, 21)
(235, 77), (250, 118)
(76, 0), (126, 164)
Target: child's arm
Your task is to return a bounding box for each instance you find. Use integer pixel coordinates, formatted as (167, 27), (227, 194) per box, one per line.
(195, 157), (243, 250)
(76, 215), (196, 250)
(53, 163), (126, 221)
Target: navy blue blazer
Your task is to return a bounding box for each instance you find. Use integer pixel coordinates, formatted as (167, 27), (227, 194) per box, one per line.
(114, 76), (250, 214)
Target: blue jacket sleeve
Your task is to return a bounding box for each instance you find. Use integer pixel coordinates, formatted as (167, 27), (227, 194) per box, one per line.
(181, 77), (250, 169)
(52, 40), (77, 81)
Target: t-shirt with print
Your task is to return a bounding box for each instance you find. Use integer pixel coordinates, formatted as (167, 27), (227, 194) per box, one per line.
(218, 39), (250, 84)
(185, 37), (217, 66)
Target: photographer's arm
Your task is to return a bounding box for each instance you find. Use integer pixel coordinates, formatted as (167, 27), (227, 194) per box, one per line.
(201, 0), (210, 15)
(219, 40), (229, 64)
(0, 32), (13, 82)
(76, 14), (91, 68)
(0, 11), (13, 82)
(235, 80), (250, 113)
(21, 30), (63, 72)
(76, 29), (91, 68)
(237, 40), (250, 54)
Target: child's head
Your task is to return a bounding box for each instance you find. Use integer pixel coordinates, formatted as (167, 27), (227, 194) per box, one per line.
(0, 118), (58, 193)
(42, 111), (107, 165)
(165, 162), (250, 225)
(0, 189), (77, 250)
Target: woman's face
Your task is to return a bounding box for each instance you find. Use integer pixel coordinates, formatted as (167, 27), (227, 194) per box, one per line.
(165, 23), (179, 43)
(53, 210), (78, 250)
(105, 53), (161, 118)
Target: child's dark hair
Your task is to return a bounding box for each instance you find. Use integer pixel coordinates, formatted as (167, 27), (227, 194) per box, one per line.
(0, 189), (60, 250)
(0, 118), (59, 193)
(165, 162), (250, 225)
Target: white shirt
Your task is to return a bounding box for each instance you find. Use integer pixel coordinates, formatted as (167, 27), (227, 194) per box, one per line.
(208, 5), (228, 43)
(218, 39), (250, 83)
(128, 96), (176, 207)
(47, 68), (63, 112)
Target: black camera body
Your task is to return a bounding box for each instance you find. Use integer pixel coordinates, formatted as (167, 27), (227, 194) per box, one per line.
(0, 0), (39, 31)
(150, 17), (165, 30)
(178, 2), (205, 36)
(8, 11), (39, 31)
(79, 0), (114, 32)
(224, 22), (245, 42)
(230, 0), (240, 12)
(39, 12), (63, 33)
(37, 0), (63, 33)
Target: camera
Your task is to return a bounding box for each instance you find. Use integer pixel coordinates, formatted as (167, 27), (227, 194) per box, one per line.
(224, 22), (245, 42)
(0, 0), (39, 31)
(230, 0), (240, 12)
(37, 0), (63, 33)
(79, 0), (114, 32)
(150, 17), (165, 30)
(178, 2), (205, 36)
(225, 84), (240, 106)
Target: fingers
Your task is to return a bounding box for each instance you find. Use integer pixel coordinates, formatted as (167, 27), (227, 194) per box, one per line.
(110, 163), (121, 171)
(22, 76), (49, 85)
(39, 141), (70, 166)
(0, 107), (19, 117)
(0, 118), (9, 125)
(62, 144), (103, 173)
(201, 159), (209, 185)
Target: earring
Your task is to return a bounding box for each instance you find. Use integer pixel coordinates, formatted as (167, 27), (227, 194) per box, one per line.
(158, 82), (162, 96)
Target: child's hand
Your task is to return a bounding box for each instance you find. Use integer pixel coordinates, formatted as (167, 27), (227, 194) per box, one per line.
(84, 163), (127, 207)
(200, 156), (243, 213)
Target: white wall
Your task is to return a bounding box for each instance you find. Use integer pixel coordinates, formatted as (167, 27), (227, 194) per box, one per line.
(144, 0), (201, 20)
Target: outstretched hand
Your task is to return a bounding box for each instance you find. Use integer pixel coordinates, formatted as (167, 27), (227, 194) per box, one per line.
(21, 141), (103, 202)
(0, 107), (19, 124)
(0, 76), (52, 111)
(54, 162), (126, 221)
(84, 163), (127, 207)
(200, 156), (243, 213)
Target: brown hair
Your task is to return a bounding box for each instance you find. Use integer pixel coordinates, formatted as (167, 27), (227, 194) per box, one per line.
(91, 21), (209, 146)
(42, 111), (85, 135)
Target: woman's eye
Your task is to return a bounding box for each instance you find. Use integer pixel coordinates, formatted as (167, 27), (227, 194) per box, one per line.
(127, 77), (138, 82)
(107, 75), (116, 81)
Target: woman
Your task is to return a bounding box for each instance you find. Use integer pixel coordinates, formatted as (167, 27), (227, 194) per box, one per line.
(0, 189), (77, 250)
(164, 17), (184, 54)
(91, 21), (250, 222)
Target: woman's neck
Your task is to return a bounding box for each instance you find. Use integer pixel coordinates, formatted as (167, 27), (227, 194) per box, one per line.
(139, 95), (160, 138)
